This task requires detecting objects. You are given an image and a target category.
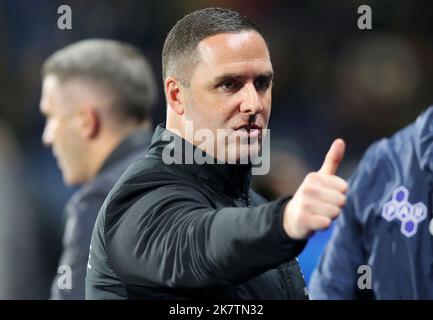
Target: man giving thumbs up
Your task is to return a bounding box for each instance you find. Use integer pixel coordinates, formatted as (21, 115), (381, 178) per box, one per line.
(86, 8), (348, 300)
(284, 139), (348, 240)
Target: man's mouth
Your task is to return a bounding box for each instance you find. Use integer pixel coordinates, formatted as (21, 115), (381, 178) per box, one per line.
(234, 123), (262, 137)
(53, 150), (62, 166)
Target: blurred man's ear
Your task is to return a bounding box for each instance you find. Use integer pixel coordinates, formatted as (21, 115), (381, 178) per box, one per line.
(77, 104), (100, 139)
(165, 77), (184, 116)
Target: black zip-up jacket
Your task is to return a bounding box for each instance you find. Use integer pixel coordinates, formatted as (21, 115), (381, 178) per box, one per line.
(86, 124), (308, 299)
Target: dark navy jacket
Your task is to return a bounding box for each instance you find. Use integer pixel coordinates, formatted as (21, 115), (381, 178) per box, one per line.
(310, 107), (433, 299)
(50, 129), (152, 299)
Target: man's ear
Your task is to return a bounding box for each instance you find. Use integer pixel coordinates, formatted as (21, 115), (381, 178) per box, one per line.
(165, 77), (185, 116)
(76, 104), (100, 139)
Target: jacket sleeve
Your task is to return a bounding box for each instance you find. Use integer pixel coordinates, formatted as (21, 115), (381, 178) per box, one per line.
(308, 187), (365, 299)
(309, 141), (386, 299)
(104, 184), (306, 289)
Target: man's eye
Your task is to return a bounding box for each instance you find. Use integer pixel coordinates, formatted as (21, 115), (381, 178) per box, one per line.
(254, 78), (271, 91)
(221, 80), (237, 90)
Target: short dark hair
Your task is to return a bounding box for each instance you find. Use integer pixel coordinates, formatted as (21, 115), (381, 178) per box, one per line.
(162, 7), (262, 86)
(42, 39), (157, 122)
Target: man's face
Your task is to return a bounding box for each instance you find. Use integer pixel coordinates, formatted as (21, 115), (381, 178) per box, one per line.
(182, 31), (273, 162)
(40, 75), (88, 185)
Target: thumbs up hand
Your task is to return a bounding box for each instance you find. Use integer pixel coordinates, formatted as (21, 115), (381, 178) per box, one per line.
(283, 139), (348, 240)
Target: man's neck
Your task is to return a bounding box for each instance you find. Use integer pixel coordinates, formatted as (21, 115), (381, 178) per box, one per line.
(86, 121), (150, 181)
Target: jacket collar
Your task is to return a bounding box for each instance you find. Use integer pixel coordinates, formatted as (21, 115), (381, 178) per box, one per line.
(99, 128), (152, 175)
(147, 123), (252, 197)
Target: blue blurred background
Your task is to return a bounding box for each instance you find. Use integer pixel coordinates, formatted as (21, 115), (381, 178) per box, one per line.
(1, 0), (433, 298)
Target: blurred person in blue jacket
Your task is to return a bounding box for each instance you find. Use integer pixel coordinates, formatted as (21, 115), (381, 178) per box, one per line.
(310, 106), (433, 299)
(40, 39), (157, 299)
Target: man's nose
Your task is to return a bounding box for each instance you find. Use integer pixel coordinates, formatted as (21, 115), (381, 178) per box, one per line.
(239, 82), (264, 115)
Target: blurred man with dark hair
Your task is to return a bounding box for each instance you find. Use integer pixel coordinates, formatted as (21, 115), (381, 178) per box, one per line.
(40, 39), (157, 299)
(86, 8), (347, 300)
